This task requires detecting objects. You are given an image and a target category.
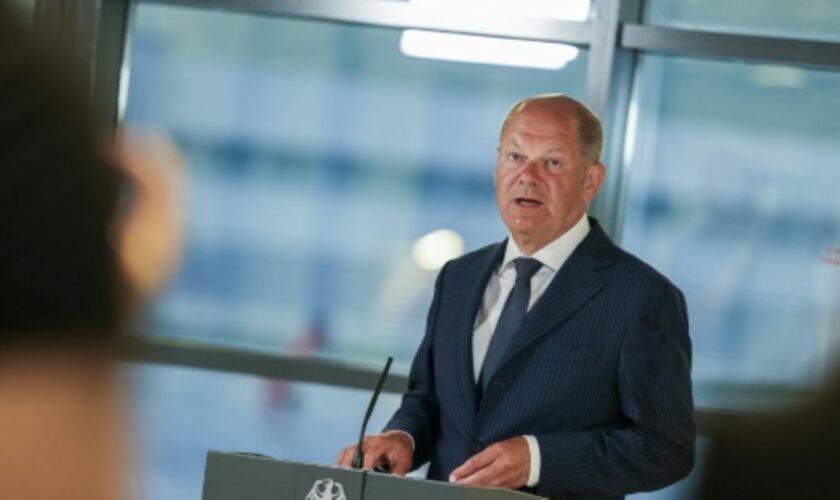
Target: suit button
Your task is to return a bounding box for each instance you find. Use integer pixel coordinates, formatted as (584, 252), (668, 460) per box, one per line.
(469, 442), (483, 453)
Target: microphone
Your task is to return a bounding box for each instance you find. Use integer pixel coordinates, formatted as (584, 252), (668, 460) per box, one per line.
(352, 356), (393, 469)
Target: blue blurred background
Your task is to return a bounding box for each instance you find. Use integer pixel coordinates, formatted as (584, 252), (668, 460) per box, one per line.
(120, 1), (840, 499)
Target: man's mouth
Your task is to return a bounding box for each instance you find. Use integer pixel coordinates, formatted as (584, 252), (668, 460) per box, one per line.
(515, 197), (542, 207)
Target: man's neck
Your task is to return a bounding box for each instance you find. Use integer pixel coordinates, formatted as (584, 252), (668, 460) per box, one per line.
(511, 213), (589, 256)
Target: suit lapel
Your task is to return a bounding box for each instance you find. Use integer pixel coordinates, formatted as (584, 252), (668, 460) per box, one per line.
(452, 241), (506, 417)
(492, 222), (616, 376)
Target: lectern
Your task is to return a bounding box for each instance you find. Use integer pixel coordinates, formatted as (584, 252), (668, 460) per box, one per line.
(202, 451), (547, 500)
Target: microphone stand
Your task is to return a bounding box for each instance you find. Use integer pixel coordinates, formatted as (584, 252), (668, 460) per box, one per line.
(352, 356), (393, 469)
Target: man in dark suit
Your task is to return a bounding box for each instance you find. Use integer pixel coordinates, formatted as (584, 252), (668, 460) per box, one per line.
(338, 94), (694, 499)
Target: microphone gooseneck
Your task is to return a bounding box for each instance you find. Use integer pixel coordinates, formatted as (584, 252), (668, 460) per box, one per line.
(352, 356), (393, 469)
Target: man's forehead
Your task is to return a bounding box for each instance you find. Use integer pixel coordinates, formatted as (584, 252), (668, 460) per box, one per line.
(502, 112), (578, 146)
(504, 101), (578, 133)
(517, 100), (577, 124)
(502, 134), (572, 154)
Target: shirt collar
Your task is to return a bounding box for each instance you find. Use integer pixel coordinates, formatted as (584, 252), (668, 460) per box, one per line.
(500, 213), (591, 273)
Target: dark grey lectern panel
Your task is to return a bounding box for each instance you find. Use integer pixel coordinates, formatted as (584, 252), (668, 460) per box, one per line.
(365, 471), (545, 500)
(202, 452), (297, 500)
(201, 451), (365, 500)
(202, 451), (546, 500)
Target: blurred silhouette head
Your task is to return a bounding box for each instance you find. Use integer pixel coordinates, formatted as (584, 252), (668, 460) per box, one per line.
(0, 4), (183, 498)
(0, 3), (125, 347)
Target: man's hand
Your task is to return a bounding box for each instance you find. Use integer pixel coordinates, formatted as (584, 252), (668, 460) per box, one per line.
(449, 436), (530, 489)
(336, 431), (413, 475)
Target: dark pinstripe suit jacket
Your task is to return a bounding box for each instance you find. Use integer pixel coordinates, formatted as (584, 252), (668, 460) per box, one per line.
(385, 219), (695, 499)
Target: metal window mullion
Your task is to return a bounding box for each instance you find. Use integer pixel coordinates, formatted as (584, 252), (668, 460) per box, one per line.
(92, 0), (131, 130)
(119, 335), (762, 434)
(32, 0), (66, 43)
(33, 0), (100, 91)
(621, 24), (840, 70)
(585, 0), (643, 241)
(119, 335), (410, 393)
(32, 0), (131, 132)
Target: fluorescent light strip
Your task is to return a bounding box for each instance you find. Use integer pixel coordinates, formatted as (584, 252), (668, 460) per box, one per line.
(400, 30), (580, 70)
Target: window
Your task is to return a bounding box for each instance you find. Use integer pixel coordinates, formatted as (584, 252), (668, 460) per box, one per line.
(645, 0), (840, 41)
(104, 1), (840, 498)
(125, 3), (589, 366)
(130, 364), (402, 500)
(621, 54), (840, 409)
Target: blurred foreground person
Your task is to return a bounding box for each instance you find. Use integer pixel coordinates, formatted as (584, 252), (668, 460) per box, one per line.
(0, 3), (182, 499)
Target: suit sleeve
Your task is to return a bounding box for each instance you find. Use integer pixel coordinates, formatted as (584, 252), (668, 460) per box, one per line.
(534, 281), (695, 498)
(382, 262), (448, 469)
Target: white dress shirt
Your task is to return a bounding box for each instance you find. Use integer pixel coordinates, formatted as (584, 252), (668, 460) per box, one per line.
(471, 213), (590, 487)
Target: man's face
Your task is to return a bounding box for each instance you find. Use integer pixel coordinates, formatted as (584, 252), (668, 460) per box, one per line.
(495, 102), (605, 254)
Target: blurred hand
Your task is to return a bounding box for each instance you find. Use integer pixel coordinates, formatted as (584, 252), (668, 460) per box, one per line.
(112, 131), (184, 301)
(336, 431), (413, 475)
(449, 436), (530, 489)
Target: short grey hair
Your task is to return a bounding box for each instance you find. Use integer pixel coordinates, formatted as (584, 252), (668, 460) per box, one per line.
(499, 93), (603, 165)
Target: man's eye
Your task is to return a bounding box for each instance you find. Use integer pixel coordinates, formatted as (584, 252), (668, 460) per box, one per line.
(547, 158), (562, 169)
(507, 152), (522, 162)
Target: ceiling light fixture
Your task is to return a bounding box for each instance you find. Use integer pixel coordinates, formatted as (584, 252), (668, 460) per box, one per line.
(400, 0), (590, 70)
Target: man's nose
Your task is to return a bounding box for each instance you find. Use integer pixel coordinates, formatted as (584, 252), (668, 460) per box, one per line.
(517, 160), (540, 183)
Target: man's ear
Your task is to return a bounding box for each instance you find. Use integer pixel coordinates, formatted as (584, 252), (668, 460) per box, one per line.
(583, 162), (606, 203)
(494, 146), (503, 187)
(111, 132), (185, 302)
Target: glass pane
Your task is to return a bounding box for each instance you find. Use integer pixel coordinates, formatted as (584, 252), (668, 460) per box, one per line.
(621, 55), (840, 410)
(124, 3), (588, 367)
(128, 364), (403, 500)
(645, 0), (840, 41)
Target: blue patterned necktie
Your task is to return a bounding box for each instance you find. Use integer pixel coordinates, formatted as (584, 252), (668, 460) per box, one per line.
(480, 257), (543, 392)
